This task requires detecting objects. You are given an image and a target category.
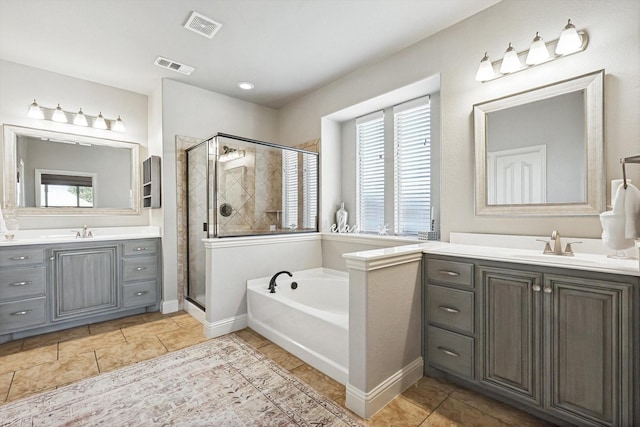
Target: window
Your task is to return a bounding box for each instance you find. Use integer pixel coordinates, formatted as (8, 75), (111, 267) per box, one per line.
(302, 152), (318, 229)
(36, 170), (95, 208)
(355, 96), (431, 236)
(394, 97), (431, 235)
(282, 149), (298, 229)
(356, 111), (385, 233)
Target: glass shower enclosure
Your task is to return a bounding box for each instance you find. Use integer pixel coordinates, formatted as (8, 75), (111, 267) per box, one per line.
(185, 133), (319, 309)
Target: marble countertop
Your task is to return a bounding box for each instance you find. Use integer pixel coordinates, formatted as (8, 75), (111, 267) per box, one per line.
(0, 226), (161, 247)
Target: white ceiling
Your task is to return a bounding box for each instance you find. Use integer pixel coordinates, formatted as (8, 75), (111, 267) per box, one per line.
(0, 0), (500, 108)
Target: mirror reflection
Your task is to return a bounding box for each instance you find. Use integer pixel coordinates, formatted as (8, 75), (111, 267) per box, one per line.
(2, 125), (140, 215)
(474, 70), (604, 216)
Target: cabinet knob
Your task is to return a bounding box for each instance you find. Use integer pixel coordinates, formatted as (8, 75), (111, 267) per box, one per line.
(532, 284), (541, 292)
(437, 346), (460, 357)
(543, 284), (552, 293)
(10, 310), (32, 316)
(438, 305), (460, 313)
(10, 281), (32, 287)
(135, 291), (148, 296)
(9, 255), (31, 261)
(438, 270), (460, 277)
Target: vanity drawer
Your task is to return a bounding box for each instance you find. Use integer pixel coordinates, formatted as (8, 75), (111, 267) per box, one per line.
(0, 248), (44, 268)
(123, 240), (158, 257)
(123, 281), (157, 308)
(0, 298), (46, 332)
(426, 259), (473, 288)
(0, 267), (46, 301)
(426, 285), (474, 334)
(428, 325), (474, 379)
(122, 257), (157, 282)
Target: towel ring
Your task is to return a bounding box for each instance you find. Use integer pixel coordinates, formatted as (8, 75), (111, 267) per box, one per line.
(621, 155), (640, 189)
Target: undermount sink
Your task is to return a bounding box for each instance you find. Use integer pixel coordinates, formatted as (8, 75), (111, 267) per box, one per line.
(509, 251), (627, 267)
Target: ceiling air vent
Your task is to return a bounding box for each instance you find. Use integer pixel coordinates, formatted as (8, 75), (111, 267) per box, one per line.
(154, 56), (195, 75)
(184, 11), (222, 39)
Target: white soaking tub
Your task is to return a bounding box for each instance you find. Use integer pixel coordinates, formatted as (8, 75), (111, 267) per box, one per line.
(247, 268), (348, 384)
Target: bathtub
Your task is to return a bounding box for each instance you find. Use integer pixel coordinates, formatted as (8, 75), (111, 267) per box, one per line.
(247, 268), (349, 384)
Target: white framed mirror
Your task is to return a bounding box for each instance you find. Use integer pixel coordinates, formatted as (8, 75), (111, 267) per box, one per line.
(474, 70), (604, 216)
(2, 125), (140, 215)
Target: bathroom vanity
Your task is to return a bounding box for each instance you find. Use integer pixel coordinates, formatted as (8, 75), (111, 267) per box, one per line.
(423, 250), (638, 427)
(0, 234), (162, 343)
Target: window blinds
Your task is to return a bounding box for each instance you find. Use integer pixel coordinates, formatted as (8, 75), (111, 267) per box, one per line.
(302, 153), (318, 229)
(282, 150), (298, 229)
(394, 96), (431, 235)
(356, 111), (385, 233)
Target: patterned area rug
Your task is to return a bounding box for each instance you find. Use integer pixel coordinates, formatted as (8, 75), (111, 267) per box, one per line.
(1, 335), (362, 426)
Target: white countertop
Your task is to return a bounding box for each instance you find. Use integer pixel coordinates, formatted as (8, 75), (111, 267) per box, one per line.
(0, 226), (161, 247)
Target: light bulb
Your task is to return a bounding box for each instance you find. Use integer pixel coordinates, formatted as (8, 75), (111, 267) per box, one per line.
(112, 115), (126, 132)
(93, 112), (107, 129)
(556, 19), (582, 55)
(526, 32), (550, 65)
(27, 99), (44, 119)
(52, 104), (67, 123)
(73, 108), (88, 126)
(237, 81), (254, 90)
(500, 43), (523, 74)
(475, 52), (497, 82)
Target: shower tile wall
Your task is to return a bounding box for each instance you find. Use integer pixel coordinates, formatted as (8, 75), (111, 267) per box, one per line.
(217, 147), (282, 236)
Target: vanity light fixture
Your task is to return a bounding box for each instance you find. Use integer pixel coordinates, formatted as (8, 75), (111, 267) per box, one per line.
(237, 81), (255, 90)
(26, 101), (125, 132)
(475, 18), (588, 82)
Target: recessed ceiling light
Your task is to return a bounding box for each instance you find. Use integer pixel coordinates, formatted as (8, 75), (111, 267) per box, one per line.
(237, 81), (255, 90)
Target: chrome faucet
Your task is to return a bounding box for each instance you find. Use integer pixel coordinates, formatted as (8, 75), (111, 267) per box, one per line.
(268, 270), (292, 293)
(539, 230), (581, 256)
(75, 225), (93, 238)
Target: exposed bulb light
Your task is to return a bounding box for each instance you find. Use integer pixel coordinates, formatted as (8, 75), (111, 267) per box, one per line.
(73, 108), (88, 126)
(556, 19), (582, 55)
(475, 52), (498, 82)
(27, 99), (44, 119)
(500, 43), (523, 74)
(112, 115), (126, 132)
(93, 112), (107, 129)
(237, 81), (254, 90)
(526, 32), (550, 65)
(51, 104), (68, 123)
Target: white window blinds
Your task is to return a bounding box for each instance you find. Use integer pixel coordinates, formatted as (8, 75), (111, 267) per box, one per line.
(394, 96), (431, 235)
(282, 150), (298, 229)
(356, 111), (385, 233)
(302, 153), (318, 229)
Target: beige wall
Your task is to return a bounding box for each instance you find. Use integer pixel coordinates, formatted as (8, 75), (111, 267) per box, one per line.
(276, 0), (640, 240)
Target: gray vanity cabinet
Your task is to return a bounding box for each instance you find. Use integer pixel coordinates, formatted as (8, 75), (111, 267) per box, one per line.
(51, 245), (119, 321)
(424, 255), (637, 427)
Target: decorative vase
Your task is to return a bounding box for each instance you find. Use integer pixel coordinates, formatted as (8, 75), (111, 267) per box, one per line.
(336, 202), (348, 233)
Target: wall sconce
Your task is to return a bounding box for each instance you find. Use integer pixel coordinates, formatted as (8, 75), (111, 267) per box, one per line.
(27, 100), (126, 132)
(475, 19), (588, 82)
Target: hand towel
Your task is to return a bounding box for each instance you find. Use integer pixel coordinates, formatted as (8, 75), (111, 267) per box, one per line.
(623, 183), (640, 239)
(600, 184), (635, 250)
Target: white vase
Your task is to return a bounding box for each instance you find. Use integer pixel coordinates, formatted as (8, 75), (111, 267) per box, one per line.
(336, 202), (348, 233)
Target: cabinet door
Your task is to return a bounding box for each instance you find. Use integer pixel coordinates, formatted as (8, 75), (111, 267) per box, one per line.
(479, 267), (542, 405)
(52, 246), (118, 320)
(544, 275), (632, 426)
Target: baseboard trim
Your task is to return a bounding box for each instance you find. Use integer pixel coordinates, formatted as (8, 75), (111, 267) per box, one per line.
(204, 314), (248, 338)
(161, 299), (179, 314)
(346, 357), (423, 419)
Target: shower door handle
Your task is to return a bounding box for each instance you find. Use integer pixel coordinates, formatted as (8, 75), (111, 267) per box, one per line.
(203, 222), (208, 232)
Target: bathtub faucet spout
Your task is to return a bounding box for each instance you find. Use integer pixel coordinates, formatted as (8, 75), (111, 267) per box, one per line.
(268, 271), (292, 293)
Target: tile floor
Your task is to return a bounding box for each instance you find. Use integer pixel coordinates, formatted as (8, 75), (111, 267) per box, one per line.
(0, 311), (553, 426)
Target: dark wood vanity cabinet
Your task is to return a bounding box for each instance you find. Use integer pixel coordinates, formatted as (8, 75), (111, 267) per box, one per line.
(424, 255), (638, 427)
(0, 238), (161, 342)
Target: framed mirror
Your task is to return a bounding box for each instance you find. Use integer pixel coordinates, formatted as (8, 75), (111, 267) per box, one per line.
(2, 125), (140, 215)
(474, 70), (604, 216)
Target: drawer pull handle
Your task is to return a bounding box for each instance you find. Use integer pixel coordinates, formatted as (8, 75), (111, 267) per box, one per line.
(10, 281), (33, 287)
(135, 291), (148, 296)
(135, 267), (147, 271)
(437, 346), (460, 357)
(133, 247), (149, 251)
(438, 270), (460, 277)
(438, 305), (460, 313)
(9, 256), (32, 261)
(532, 284), (541, 292)
(10, 310), (32, 316)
